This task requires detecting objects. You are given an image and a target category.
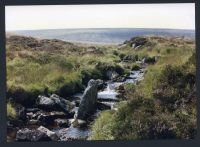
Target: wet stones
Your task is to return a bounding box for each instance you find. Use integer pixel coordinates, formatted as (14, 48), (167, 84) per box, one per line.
(97, 102), (111, 110)
(28, 119), (40, 125)
(37, 126), (59, 141)
(16, 128), (51, 141)
(54, 119), (70, 128)
(57, 127), (90, 141)
(16, 126), (59, 141)
(72, 119), (87, 128)
(36, 94), (74, 113)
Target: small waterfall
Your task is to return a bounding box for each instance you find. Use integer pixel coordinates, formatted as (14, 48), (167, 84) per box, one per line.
(97, 82), (118, 100)
(106, 83), (116, 91)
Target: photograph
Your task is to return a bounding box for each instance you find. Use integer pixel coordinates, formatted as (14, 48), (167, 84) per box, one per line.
(5, 3), (196, 141)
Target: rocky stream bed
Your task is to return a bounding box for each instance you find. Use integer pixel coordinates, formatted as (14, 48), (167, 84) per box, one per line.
(7, 68), (145, 142)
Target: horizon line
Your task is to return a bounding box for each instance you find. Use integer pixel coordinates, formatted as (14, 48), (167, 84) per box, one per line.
(6, 27), (195, 32)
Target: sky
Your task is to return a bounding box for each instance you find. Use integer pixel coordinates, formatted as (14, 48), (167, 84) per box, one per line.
(5, 3), (195, 31)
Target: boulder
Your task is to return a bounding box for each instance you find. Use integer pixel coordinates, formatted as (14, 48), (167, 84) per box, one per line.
(75, 100), (80, 107)
(72, 119), (87, 128)
(28, 119), (40, 125)
(36, 94), (74, 113)
(105, 70), (119, 80)
(96, 79), (105, 90)
(15, 105), (27, 121)
(76, 79), (98, 120)
(26, 108), (40, 113)
(113, 76), (126, 82)
(111, 71), (119, 80)
(37, 126), (59, 141)
(16, 128), (51, 141)
(37, 111), (73, 126)
(26, 112), (33, 119)
(54, 119), (69, 127)
(36, 95), (55, 109)
(106, 70), (113, 80)
(129, 37), (148, 47)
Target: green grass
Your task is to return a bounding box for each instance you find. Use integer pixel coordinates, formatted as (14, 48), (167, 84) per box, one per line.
(7, 102), (16, 119)
(89, 110), (115, 140)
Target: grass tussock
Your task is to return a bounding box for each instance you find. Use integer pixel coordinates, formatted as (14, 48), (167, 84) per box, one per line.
(7, 102), (16, 119)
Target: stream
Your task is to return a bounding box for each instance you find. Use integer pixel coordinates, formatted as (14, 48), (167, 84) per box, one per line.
(7, 69), (144, 141)
(63, 68), (145, 140)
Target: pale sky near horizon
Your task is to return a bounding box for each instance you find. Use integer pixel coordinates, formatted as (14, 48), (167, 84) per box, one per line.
(5, 3), (195, 31)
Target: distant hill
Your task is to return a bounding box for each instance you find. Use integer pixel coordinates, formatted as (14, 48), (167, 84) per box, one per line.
(7, 28), (195, 45)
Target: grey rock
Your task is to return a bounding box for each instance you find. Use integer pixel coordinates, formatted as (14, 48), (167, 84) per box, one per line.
(57, 127), (90, 141)
(54, 119), (69, 127)
(28, 119), (40, 125)
(37, 126), (59, 141)
(76, 79), (98, 120)
(16, 105), (27, 121)
(26, 108), (40, 113)
(26, 112), (33, 119)
(16, 128), (51, 141)
(36, 95), (55, 109)
(106, 70), (113, 80)
(72, 119), (87, 128)
(36, 94), (74, 113)
(111, 71), (119, 80)
(35, 110), (74, 126)
(37, 111), (72, 126)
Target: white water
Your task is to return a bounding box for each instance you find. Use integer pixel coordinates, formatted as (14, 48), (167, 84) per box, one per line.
(98, 69), (144, 101)
(97, 82), (120, 100)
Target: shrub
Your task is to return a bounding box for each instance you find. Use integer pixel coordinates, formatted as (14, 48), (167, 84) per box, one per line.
(95, 62), (124, 80)
(135, 54), (139, 61)
(81, 68), (102, 86)
(113, 50), (119, 56)
(91, 97), (178, 140)
(57, 58), (74, 70)
(144, 56), (156, 64)
(153, 65), (196, 112)
(119, 53), (126, 60)
(166, 48), (171, 54)
(7, 85), (44, 107)
(7, 102), (16, 119)
(57, 80), (83, 97)
(174, 109), (197, 139)
(131, 64), (141, 71)
(89, 110), (115, 140)
(123, 55), (136, 62)
(35, 53), (52, 64)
